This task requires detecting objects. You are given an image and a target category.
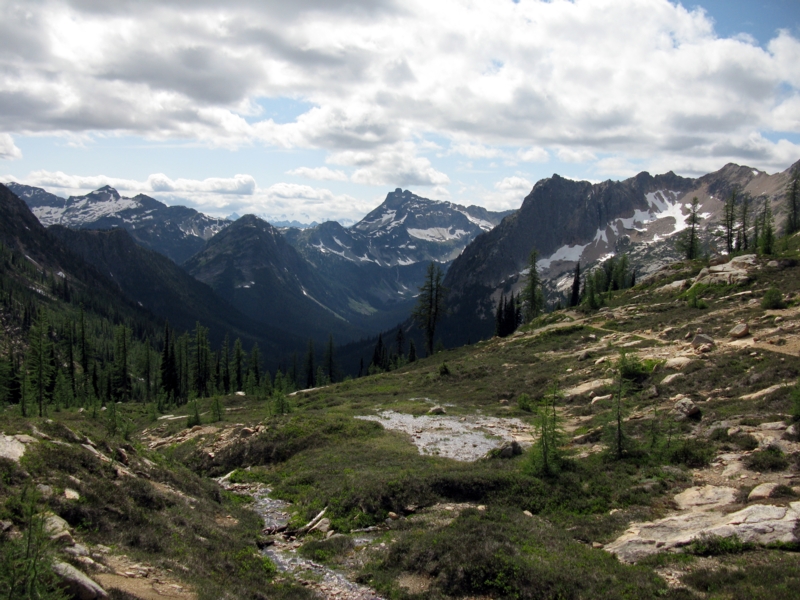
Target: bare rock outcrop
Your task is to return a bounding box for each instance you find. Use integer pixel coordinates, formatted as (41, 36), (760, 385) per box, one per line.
(605, 501), (800, 563)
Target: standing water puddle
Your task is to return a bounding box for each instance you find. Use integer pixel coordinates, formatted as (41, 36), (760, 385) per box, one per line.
(223, 481), (384, 600)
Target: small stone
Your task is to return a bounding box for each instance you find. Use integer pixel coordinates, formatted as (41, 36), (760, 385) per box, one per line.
(115, 447), (129, 465)
(691, 334), (715, 349)
(644, 385), (659, 399)
(36, 484), (53, 498)
(498, 398), (509, 405)
(767, 260), (780, 268)
(523, 510), (533, 517)
(428, 405), (446, 415)
(387, 512), (399, 520)
(577, 350), (590, 361)
(592, 542), (604, 549)
(591, 394), (613, 405)
(64, 489), (80, 501)
(674, 397), (700, 418)
(52, 561), (108, 599)
(661, 373), (684, 386)
(477, 505), (487, 511)
(729, 323), (749, 338)
(665, 357), (693, 370)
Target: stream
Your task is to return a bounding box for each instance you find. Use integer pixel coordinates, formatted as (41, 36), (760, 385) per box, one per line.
(221, 480), (385, 600)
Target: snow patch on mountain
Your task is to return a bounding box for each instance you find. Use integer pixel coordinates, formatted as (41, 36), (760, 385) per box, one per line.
(407, 227), (470, 242)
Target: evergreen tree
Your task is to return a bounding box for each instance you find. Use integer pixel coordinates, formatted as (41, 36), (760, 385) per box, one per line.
(160, 322), (176, 401)
(408, 339), (417, 363)
(371, 333), (386, 371)
(323, 334), (337, 383)
(569, 263), (581, 307)
(111, 325), (130, 402)
(759, 196), (776, 255)
(412, 262), (447, 356)
(494, 294), (506, 337)
(723, 189), (737, 254)
(28, 312), (53, 417)
(503, 292), (517, 336)
(522, 248), (543, 322)
(249, 343), (261, 386)
(785, 167), (800, 236)
(304, 339), (315, 389)
(395, 327), (405, 360)
(677, 197), (702, 260)
(737, 192), (751, 251)
(232, 338), (244, 392)
(221, 334), (231, 394)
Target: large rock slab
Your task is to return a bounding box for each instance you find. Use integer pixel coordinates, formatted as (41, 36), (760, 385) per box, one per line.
(52, 561), (108, 599)
(674, 485), (736, 511)
(691, 333), (715, 349)
(606, 501), (800, 563)
(0, 434), (26, 462)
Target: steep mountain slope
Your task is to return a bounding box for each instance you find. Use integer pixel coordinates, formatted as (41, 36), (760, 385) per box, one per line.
(184, 215), (369, 343)
(0, 183), (155, 321)
(48, 226), (302, 361)
(7, 183), (229, 264)
(441, 161), (799, 346)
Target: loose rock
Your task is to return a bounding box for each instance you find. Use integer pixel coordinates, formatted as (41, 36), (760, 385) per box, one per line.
(748, 482), (780, 501)
(674, 398), (700, 418)
(729, 322), (750, 338)
(52, 561), (109, 599)
(661, 373), (684, 386)
(691, 334), (715, 349)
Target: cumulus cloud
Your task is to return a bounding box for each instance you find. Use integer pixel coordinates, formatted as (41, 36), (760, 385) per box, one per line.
(331, 144), (450, 187)
(1, 0), (799, 204)
(0, 134), (22, 160)
(286, 166), (349, 181)
(517, 147), (549, 163)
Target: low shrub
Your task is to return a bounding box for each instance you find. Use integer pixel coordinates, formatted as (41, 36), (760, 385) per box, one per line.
(686, 533), (752, 556)
(517, 393), (533, 412)
(762, 288), (786, 310)
(668, 438), (714, 468)
(299, 535), (354, 564)
(745, 445), (788, 472)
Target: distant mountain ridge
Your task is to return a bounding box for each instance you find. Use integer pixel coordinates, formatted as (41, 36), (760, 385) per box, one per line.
(5, 183), (229, 264)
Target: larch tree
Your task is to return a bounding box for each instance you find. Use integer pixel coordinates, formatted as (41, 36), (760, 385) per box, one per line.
(522, 248), (543, 322)
(412, 262), (447, 356)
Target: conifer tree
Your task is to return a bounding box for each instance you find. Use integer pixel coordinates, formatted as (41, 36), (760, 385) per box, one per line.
(737, 193), (751, 251)
(232, 338), (244, 392)
(220, 334), (230, 394)
(160, 322), (175, 401)
(249, 343), (261, 387)
(570, 263), (581, 307)
(494, 294), (506, 337)
(759, 196), (775, 255)
(785, 167), (800, 236)
(112, 325), (130, 402)
(408, 339), (417, 363)
(522, 248), (543, 322)
(323, 334), (337, 383)
(503, 292), (517, 335)
(723, 189), (737, 254)
(304, 339), (315, 388)
(677, 197), (702, 260)
(412, 262), (447, 356)
(28, 312), (53, 417)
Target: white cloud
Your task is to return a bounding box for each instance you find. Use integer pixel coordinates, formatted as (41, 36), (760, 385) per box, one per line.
(516, 147), (549, 163)
(331, 144), (450, 187)
(449, 142), (502, 159)
(286, 166), (349, 181)
(0, 134), (22, 160)
(494, 176), (533, 192)
(1, 0), (799, 200)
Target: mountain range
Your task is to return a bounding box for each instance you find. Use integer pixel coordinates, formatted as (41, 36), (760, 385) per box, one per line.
(6, 159), (799, 369)
(5, 183), (229, 264)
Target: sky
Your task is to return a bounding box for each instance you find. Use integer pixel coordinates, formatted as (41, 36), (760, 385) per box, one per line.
(1, 0), (799, 225)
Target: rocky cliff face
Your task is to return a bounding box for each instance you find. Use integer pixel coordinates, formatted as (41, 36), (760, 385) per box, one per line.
(441, 161), (800, 346)
(6, 183), (229, 264)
